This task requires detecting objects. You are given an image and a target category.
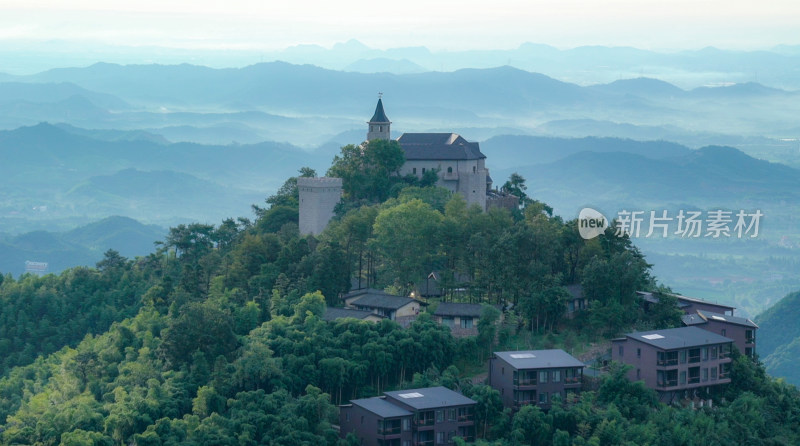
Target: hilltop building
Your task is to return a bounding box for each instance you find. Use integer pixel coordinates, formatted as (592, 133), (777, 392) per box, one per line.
(365, 99), (491, 211)
(638, 291), (736, 316)
(682, 310), (758, 358)
(297, 177), (342, 236)
(342, 288), (425, 327)
(488, 349), (584, 411)
(339, 386), (476, 445)
(612, 326), (734, 404)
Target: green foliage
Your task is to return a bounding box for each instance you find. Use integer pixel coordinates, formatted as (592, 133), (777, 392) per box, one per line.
(327, 139), (405, 203)
(372, 198), (444, 291)
(0, 164), (798, 446)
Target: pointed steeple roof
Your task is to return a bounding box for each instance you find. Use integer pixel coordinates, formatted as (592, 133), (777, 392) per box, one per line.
(369, 98), (390, 123)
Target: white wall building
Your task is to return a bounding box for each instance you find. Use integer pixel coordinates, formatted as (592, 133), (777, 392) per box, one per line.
(365, 99), (490, 211)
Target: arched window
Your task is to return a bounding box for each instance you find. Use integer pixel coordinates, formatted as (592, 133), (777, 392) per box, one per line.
(447, 167), (453, 174)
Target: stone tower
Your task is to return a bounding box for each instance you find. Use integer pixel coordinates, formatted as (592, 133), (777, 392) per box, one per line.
(366, 97), (391, 141)
(298, 177), (343, 236)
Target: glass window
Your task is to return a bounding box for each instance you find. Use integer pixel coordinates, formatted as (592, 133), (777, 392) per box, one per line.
(539, 392), (548, 404)
(618, 345), (624, 357)
(552, 370), (561, 382)
(448, 409), (456, 421)
(539, 370), (548, 383)
(413, 168), (417, 174)
(461, 318), (473, 329)
(403, 418), (410, 431)
(721, 328), (727, 337)
(711, 346), (718, 359)
(637, 348), (641, 358)
(702, 368), (709, 382)
(711, 367), (718, 380)
(680, 371), (687, 385)
(680, 350), (687, 364)
(702, 347), (708, 361)
(437, 432), (444, 444)
(436, 410), (443, 423)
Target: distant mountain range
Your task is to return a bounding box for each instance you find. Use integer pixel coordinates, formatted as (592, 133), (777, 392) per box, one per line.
(0, 123), (321, 232)
(3, 41), (800, 90)
(0, 216), (165, 276)
(0, 62), (797, 157)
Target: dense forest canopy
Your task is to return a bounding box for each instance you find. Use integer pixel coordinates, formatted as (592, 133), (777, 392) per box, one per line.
(0, 141), (797, 445)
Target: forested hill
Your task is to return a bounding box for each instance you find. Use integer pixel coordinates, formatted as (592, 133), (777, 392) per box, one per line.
(0, 142), (799, 445)
(756, 290), (800, 385)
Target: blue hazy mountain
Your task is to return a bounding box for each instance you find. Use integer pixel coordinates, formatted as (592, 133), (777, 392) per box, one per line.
(756, 290), (800, 386)
(0, 216), (165, 276)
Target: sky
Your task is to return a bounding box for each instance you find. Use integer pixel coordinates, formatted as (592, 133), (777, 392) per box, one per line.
(2, 0), (799, 53)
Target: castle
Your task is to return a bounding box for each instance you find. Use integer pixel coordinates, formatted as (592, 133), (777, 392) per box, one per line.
(367, 98), (491, 211)
(299, 98), (495, 235)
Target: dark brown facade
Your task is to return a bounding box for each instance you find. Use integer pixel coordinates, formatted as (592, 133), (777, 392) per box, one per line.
(339, 386), (476, 446)
(682, 310), (758, 358)
(612, 326), (734, 403)
(638, 291), (736, 316)
(488, 349), (584, 411)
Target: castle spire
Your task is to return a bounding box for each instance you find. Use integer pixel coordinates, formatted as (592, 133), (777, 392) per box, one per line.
(367, 95), (391, 141)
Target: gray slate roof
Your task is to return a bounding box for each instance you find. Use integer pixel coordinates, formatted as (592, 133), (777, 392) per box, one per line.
(350, 293), (422, 310)
(637, 291), (690, 308)
(323, 307), (383, 321)
(682, 310), (758, 328)
(637, 291), (735, 311)
(625, 326), (734, 350)
(397, 133), (486, 161)
(384, 386), (475, 410)
(566, 284), (584, 300)
(369, 98), (390, 123)
(493, 349), (585, 370)
(434, 302), (485, 318)
(351, 397), (412, 418)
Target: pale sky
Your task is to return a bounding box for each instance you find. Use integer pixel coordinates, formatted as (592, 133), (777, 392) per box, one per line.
(1, 0), (799, 51)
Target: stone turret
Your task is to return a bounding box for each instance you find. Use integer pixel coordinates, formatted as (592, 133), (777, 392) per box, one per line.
(367, 97), (391, 141)
(298, 177), (343, 235)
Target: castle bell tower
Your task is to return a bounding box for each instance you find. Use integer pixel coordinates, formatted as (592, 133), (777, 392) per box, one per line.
(367, 95), (391, 141)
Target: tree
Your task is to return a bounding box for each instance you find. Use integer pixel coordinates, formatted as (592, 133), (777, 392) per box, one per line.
(372, 199), (443, 292)
(501, 172), (529, 206)
(327, 139), (405, 203)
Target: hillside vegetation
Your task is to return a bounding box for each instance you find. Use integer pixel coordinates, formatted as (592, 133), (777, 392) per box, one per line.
(0, 143), (798, 445)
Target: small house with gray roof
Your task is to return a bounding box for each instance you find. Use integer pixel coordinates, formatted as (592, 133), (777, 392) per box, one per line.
(339, 386), (476, 446)
(323, 307), (385, 323)
(638, 291), (736, 316)
(682, 310), (758, 358)
(612, 326), (734, 403)
(489, 349), (584, 410)
(433, 302), (502, 337)
(343, 288), (425, 327)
